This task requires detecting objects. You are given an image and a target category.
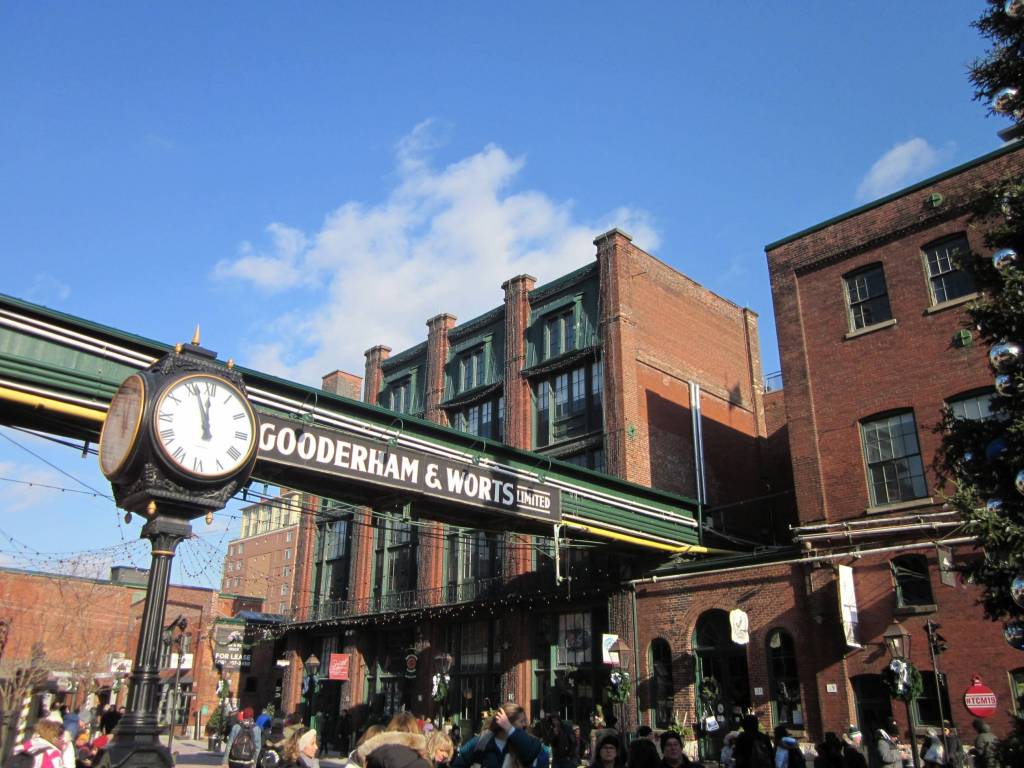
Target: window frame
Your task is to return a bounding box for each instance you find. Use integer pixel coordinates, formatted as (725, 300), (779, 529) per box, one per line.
(844, 263), (893, 332)
(544, 308), (577, 361)
(946, 389), (998, 422)
(859, 410), (928, 508)
(767, 628), (804, 728)
(891, 554), (935, 609)
(921, 233), (975, 306)
(534, 361), (603, 449)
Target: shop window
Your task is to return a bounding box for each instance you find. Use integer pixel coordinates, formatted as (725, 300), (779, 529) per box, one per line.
(845, 264), (892, 331)
(649, 638), (674, 729)
(767, 629), (804, 728)
(923, 234), (975, 305)
(891, 554), (934, 608)
(860, 411), (927, 506)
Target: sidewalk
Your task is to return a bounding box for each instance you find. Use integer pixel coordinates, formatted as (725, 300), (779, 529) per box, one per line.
(170, 739), (349, 768)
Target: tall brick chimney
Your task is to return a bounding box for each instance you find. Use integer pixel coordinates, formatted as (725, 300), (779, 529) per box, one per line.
(424, 313), (457, 425)
(363, 345), (391, 405)
(502, 274), (536, 450)
(321, 370), (363, 401)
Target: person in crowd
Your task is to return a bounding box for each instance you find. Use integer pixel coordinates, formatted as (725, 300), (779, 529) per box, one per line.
(350, 726), (387, 767)
(283, 713), (304, 743)
(627, 738), (660, 768)
(546, 714), (576, 768)
(814, 733), (842, 768)
(591, 735), (623, 768)
(356, 711), (431, 768)
(570, 725), (583, 765)
(282, 725), (307, 768)
(590, 715), (620, 763)
(875, 722), (906, 768)
(99, 706), (120, 736)
(224, 707), (262, 768)
(920, 729), (944, 768)
(734, 714), (774, 768)
(840, 726), (867, 768)
(720, 732), (739, 768)
(256, 709), (272, 732)
(296, 730), (320, 768)
(451, 704), (547, 768)
(778, 736), (804, 768)
(970, 719), (1001, 768)
(13, 717), (66, 768)
(426, 731), (455, 768)
(941, 722), (963, 768)
(659, 730), (694, 768)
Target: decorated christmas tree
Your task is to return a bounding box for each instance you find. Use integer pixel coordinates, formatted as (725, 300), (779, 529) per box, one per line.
(939, 1), (1024, 763)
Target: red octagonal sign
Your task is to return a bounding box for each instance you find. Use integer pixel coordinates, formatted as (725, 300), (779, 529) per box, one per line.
(964, 675), (998, 718)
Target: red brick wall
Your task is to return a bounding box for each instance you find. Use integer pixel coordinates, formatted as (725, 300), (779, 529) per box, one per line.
(222, 524), (300, 612)
(362, 345), (391, 406)
(425, 314), (456, 426)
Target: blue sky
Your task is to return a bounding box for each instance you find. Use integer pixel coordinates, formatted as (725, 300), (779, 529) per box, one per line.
(0, 1), (1010, 586)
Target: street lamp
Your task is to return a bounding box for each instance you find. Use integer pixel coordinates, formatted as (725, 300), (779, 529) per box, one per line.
(303, 655), (321, 727)
(883, 622), (920, 768)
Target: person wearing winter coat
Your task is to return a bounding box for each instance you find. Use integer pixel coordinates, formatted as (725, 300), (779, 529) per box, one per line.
(840, 727), (867, 768)
(223, 708), (262, 768)
(971, 719), (1001, 768)
(13, 718), (66, 768)
(452, 705), (547, 768)
(920, 729), (944, 768)
(357, 712), (432, 768)
(875, 723), (906, 768)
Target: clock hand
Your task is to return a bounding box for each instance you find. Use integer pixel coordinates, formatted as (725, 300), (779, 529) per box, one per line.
(197, 392), (212, 441)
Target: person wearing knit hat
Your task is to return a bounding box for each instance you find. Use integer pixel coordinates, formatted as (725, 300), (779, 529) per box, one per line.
(841, 725), (867, 768)
(590, 734), (622, 768)
(298, 730), (320, 768)
(224, 707), (262, 768)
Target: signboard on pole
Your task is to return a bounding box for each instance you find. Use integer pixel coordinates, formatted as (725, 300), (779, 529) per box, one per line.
(837, 564), (862, 649)
(601, 634), (620, 666)
(328, 653), (350, 681)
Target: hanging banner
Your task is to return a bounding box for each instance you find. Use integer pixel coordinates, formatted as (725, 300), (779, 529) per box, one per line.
(729, 609), (749, 645)
(258, 414), (560, 523)
(837, 564), (862, 649)
(601, 634), (620, 666)
(328, 653), (350, 681)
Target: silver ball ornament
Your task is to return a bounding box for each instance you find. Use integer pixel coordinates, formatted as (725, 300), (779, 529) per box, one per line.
(990, 341), (1023, 373)
(994, 248), (1019, 271)
(994, 87), (1019, 114)
(1013, 575), (1024, 607)
(1007, 0), (1024, 18)
(1006, 620), (1024, 650)
(996, 373), (1017, 396)
(1017, 469), (1024, 495)
(987, 498), (1005, 513)
(963, 450), (976, 464)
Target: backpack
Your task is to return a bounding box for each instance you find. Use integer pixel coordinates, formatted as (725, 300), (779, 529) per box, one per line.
(748, 735), (773, 768)
(3, 745), (46, 768)
(230, 724), (258, 764)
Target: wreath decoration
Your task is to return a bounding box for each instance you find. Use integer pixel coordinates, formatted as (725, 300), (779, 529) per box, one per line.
(881, 658), (923, 702)
(698, 677), (720, 706)
(605, 670), (632, 703)
(431, 672), (450, 703)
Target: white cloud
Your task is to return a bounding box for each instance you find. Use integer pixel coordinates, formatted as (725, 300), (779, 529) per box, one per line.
(0, 460), (70, 514)
(25, 274), (71, 304)
(217, 124), (660, 384)
(856, 138), (955, 202)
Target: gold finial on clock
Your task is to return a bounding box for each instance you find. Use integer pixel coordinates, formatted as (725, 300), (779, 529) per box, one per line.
(146, 500), (158, 518)
(226, 359), (235, 369)
(175, 343), (183, 354)
(192, 325), (201, 346)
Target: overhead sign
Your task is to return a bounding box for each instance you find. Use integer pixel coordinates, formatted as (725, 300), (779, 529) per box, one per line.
(837, 564), (862, 649)
(212, 626), (247, 670)
(729, 609), (749, 645)
(258, 414), (560, 522)
(601, 633), (620, 666)
(964, 676), (997, 718)
(110, 657), (132, 675)
(328, 653), (350, 681)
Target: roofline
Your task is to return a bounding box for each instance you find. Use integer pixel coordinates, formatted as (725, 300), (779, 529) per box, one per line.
(0, 564), (218, 592)
(765, 140), (1024, 251)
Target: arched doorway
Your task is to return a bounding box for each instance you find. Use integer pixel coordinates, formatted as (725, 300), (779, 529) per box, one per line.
(851, 674), (893, 768)
(692, 610), (750, 762)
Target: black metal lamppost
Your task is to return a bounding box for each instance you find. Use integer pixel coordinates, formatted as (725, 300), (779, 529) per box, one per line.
(883, 621), (921, 768)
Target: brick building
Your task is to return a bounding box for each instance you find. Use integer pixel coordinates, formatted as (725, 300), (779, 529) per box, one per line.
(273, 230), (785, 738)
(589, 140), (1024, 765)
(0, 565), (263, 743)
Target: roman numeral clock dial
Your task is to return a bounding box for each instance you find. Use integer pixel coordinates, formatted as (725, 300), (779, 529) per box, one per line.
(152, 374), (257, 480)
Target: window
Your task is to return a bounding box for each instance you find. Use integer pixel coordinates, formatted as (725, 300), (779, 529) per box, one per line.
(947, 391), (996, 421)
(924, 234), (975, 305)
(915, 671), (952, 727)
(561, 447), (606, 473)
(845, 265), (892, 331)
(891, 554), (934, 608)
(557, 611), (592, 666)
(285, 549), (291, 560)
(535, 361), (603, 447)
(767, 629), (804, 727)
(452, 396), (504, 441)
(545, 309), (576, 360)
(388, 378), (412, 414)
(280, 583), (288, 596)
(1011, 668), (1024, 715)
(286, 530), (293, 543)
(860, 412), (927, 506)
(459, 348), (485, 393)
(649, 638), (674, 729)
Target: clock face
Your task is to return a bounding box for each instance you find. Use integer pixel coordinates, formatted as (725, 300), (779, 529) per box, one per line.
(99, 374), (146, 479)
(152, 374), (256, 479)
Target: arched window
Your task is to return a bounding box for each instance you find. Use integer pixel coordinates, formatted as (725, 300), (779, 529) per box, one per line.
(891, 554), (934, 608)
(649, 638), (674, 728)
(767, 629), (803, 727)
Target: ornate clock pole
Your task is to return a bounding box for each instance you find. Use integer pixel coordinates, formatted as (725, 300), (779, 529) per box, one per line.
(97, 330), (258, 768)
